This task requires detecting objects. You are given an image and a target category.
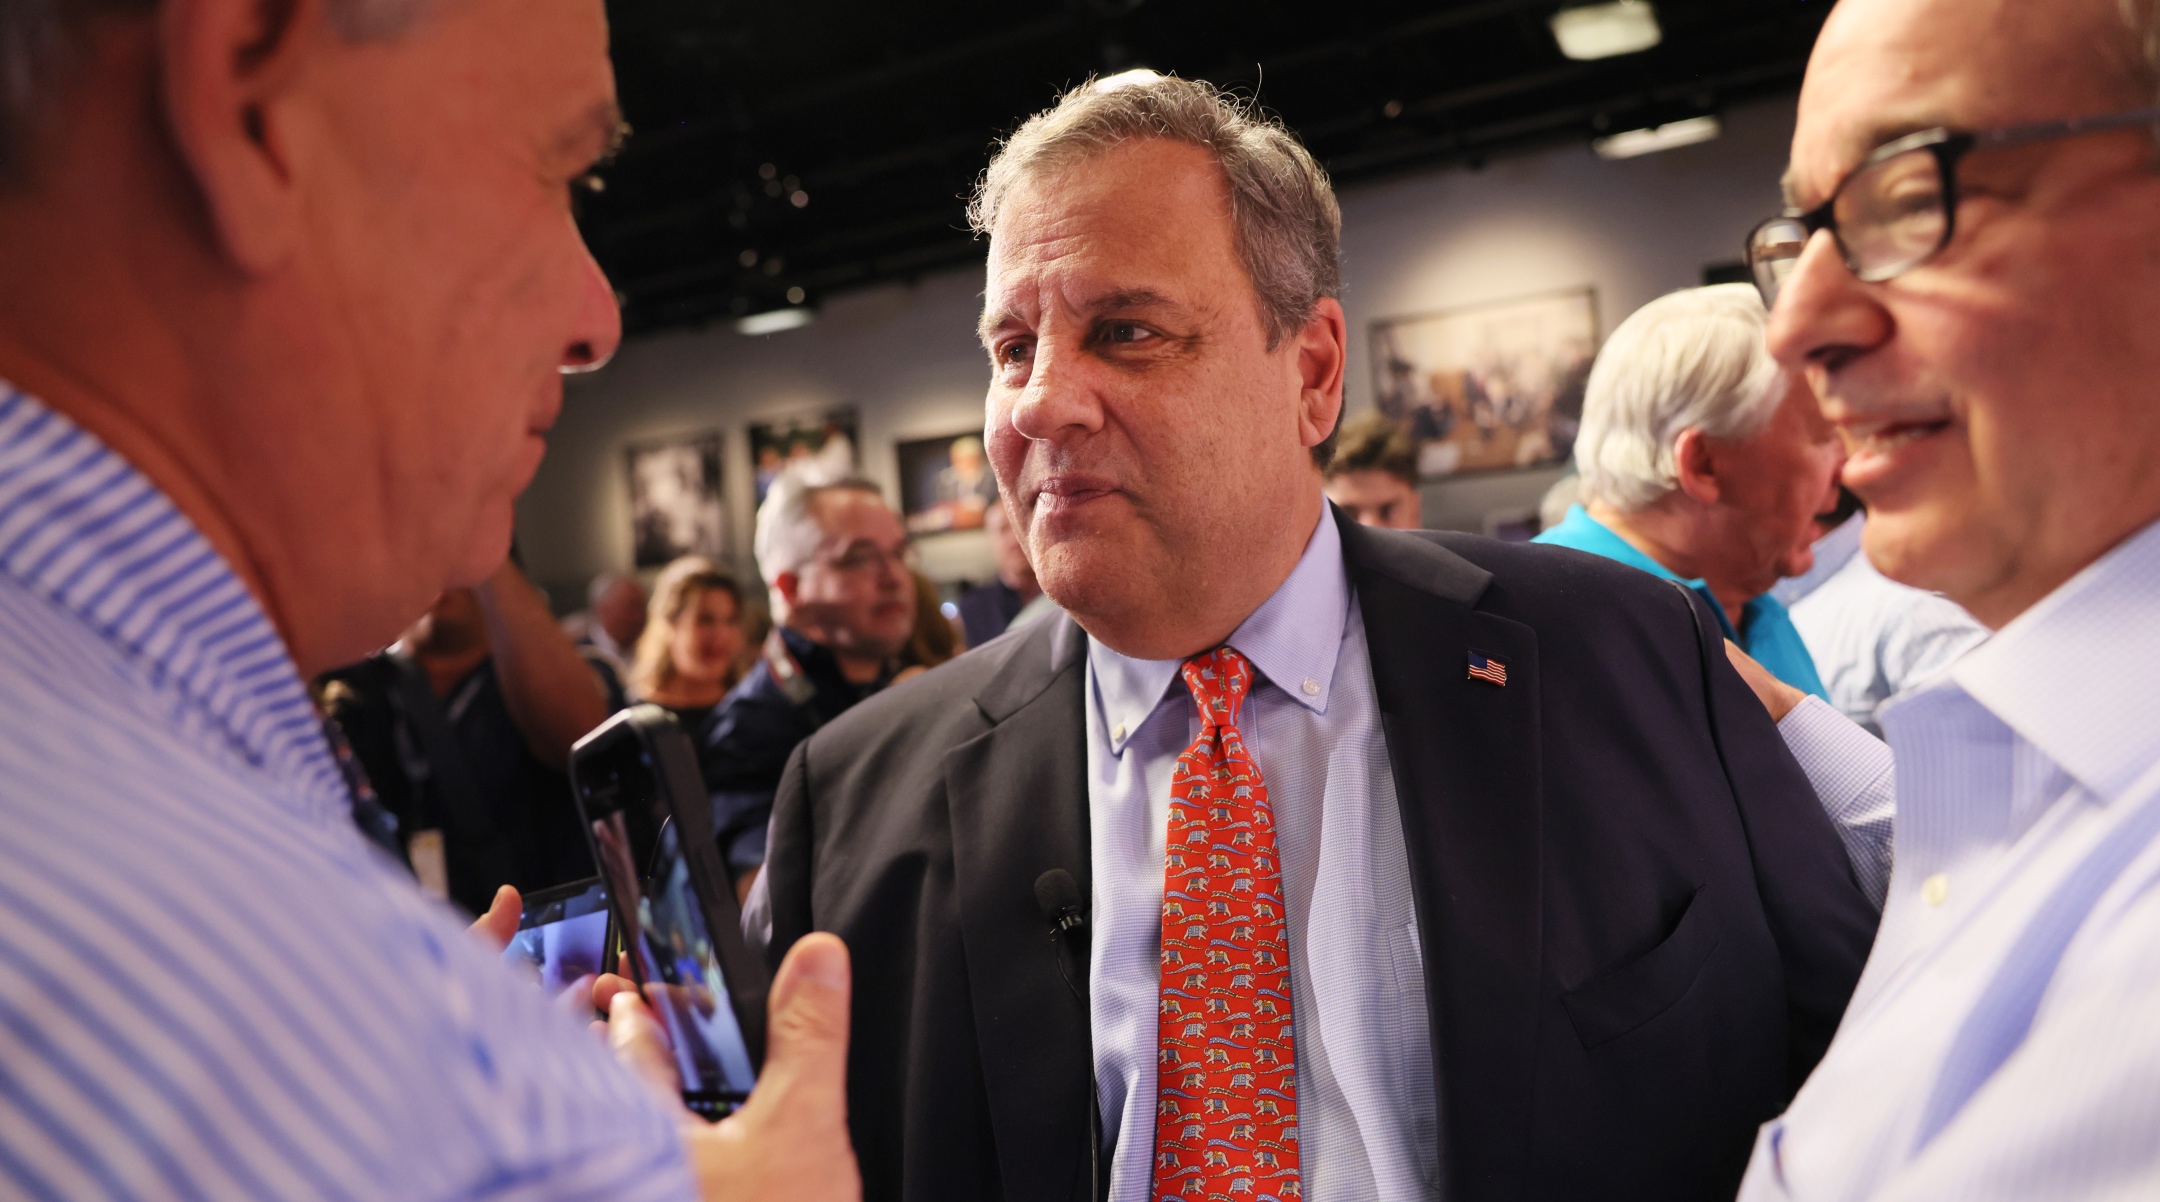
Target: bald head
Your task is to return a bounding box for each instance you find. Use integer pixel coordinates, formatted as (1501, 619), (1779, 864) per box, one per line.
(1767, 0), (2160, 628)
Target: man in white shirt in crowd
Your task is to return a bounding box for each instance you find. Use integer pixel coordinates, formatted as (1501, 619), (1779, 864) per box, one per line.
(1732, 0), (2160, 1194)
(0, 0), (854, 1197)
(1783, 509), (1988, 737)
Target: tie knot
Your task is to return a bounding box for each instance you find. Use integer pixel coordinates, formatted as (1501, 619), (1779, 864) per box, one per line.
(1180, 647), (1254, 730)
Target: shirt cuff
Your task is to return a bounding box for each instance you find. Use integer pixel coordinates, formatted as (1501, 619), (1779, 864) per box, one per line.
(1778, 694), (1896, 910)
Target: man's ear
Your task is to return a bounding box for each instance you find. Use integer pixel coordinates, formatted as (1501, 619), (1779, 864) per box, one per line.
(1294, 297), (1348, 453)
(772, 570), (802, 612)
(1672, 428), (1723, 505)
(159, 0), (320, 273)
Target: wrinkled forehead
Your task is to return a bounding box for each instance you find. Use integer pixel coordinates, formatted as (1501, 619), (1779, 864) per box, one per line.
(1787, 0), (2139, 206)
(981, 140), (1239, 316)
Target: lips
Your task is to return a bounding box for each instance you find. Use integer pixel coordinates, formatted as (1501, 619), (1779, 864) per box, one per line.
(1030, 472), (1122, 514)
(1839, 416), (1954, 494)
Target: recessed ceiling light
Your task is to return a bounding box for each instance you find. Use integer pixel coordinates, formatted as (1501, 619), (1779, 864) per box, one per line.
(1592, 115), (1722, 160)
(737, 307), (814, 336)
(1092, 67), (1164, 93)
(1550, 1), (1662, 61)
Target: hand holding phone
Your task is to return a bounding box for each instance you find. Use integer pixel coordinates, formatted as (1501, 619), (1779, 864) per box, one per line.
(571, 706), (770, 1118)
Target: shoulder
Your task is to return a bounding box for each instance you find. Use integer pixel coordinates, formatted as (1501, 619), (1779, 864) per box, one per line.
(1361, 526), (1706, 646)
(791, 618), (1066, 796)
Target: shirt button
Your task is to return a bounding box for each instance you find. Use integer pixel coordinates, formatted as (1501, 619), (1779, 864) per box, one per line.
(1112, 723), (1127, 742)
(1301, 679), (1320, 697)
(1922, 874), (1951, 906)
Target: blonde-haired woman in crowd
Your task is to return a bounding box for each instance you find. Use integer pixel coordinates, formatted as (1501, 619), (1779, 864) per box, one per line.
(629, 556), (749, 728)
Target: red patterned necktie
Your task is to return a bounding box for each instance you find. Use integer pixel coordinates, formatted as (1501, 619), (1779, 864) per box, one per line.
(1151, 647), (1301, 1201)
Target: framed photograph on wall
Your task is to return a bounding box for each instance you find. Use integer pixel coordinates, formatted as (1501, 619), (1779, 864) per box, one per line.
(895, 431), (997, 536)
(625, 431), (727, 569)
(1371, 287), (1599, 478)
(747, 408), (860, 504)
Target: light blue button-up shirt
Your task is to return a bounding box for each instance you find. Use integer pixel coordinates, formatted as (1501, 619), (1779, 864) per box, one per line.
(1086, 507), (1440, 1202)
(0, 385), (692, 1201)
(1740, 515), (2160, 1200)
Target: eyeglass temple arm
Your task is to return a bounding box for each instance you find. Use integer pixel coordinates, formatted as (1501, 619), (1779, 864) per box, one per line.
(1979, 106), (2160, 149)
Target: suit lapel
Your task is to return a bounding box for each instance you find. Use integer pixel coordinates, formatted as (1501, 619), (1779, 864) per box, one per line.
(944, 615), (1096, 1202)
(1339, 512), (1545, 1202)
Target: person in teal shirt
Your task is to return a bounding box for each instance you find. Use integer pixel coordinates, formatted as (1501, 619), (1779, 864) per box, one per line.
(1535, 285), (1843, 700)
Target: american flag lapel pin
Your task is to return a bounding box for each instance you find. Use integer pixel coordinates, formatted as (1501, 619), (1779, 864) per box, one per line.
(1467, 649), (1508, 687)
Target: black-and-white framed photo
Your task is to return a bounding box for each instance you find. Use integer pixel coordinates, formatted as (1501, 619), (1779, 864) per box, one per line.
(1371, 287), (1599, 478)
(624, 431), (726, 568)
(748, 408), (860, 505)
(895, 431), (997, 536)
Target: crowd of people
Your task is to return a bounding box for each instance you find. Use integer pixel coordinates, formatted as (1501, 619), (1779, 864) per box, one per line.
(3, 0), (2160, 1198)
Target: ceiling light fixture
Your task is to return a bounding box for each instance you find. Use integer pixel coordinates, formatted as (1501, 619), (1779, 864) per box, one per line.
(1592, 114), (1722, 160)
(1093, 67), (1164, 93)
(736, 307), (815, 336)
(1550, 1), (1662, 61)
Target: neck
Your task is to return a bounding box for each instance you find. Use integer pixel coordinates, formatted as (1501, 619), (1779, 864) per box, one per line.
(1078, 485), (1323, 661)
(779, 618), (888, 685)
(1586, 499), (1752, 628)
(649, 675), (726, 708)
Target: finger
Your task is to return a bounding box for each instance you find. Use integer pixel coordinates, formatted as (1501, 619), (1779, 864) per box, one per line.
(590, 971), (638, 1014)
(608, 989), (683, 1100)
(743, 933), (852, 1121)
(468, 885), (521, 952)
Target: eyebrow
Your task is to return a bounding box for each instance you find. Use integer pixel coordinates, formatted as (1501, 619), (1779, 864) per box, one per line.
(977, 286), (1186, 345)
(1783, 114), (1952, 208)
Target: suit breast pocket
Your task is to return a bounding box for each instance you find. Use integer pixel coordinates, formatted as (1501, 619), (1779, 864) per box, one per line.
(1560, 884), (1720, 1051)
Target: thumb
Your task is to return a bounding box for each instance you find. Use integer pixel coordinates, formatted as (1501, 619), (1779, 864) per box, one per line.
(746, 933), (852, 1119)
(469, 884), (521, 953)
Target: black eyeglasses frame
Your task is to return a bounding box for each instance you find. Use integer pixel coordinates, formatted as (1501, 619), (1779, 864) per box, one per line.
(1746, 105), (2160, 308)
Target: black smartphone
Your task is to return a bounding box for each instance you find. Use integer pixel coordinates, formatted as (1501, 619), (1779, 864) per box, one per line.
(501, 876), (612, 993)
(569, 705), (767, 1119)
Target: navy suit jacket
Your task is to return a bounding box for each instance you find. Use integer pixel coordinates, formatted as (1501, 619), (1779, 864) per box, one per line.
(762, 512), (1878, 1202)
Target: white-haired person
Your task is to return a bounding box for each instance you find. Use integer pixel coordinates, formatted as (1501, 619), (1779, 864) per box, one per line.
(1537, 284), (1844, 700)
(696, 468), (916, 898)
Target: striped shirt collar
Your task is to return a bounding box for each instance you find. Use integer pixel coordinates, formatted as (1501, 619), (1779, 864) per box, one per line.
(0, 382), (347, 819)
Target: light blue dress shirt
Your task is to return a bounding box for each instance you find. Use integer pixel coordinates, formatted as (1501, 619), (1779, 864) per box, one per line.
(1536, 504), (1829, 700)
(0, 385), (692, 1201)
(1786, 517), (1990, 737)
(1740, 515), (2160, 1200)
(1086, 507), (1440, 1202)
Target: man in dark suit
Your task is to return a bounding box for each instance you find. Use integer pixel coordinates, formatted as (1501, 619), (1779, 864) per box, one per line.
(755, 73), (1877, 1202)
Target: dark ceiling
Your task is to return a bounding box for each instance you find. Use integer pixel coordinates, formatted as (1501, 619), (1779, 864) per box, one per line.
(585, 0), (1829, 337)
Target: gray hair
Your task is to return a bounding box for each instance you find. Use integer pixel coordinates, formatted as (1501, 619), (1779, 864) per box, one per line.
(1573, 284), (1790, 513)
(0, 0), (429, 181)
(968, 72), (1344, 461)
(752, 466), (884, 584)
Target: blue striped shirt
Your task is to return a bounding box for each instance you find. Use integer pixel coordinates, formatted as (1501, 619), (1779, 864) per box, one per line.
(0, 385), (692, 1202)
(1740, 514), (2160, 1200)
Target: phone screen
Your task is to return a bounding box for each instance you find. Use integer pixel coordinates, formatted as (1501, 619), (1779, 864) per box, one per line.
(626, 821), (758, 1106)
(573, 706), (768, 1119)
(502, 877), (611, 994)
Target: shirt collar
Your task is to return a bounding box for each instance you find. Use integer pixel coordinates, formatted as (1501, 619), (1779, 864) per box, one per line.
(1934, 515), (2160, 803)
(1089, 504), (1349, 755)
(1542, 503), (1794, 638)
(0, 384), (346, 818)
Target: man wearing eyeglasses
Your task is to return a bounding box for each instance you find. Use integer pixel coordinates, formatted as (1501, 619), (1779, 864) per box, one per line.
(703, 470), (918, 896)
(1733, 0), (2160, 1196)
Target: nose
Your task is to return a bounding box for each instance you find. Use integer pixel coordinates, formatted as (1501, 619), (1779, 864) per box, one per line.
(1006, 336), (1107, 444)
(559, 232), (623, 375)
(1764, 229), (1893, 383)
